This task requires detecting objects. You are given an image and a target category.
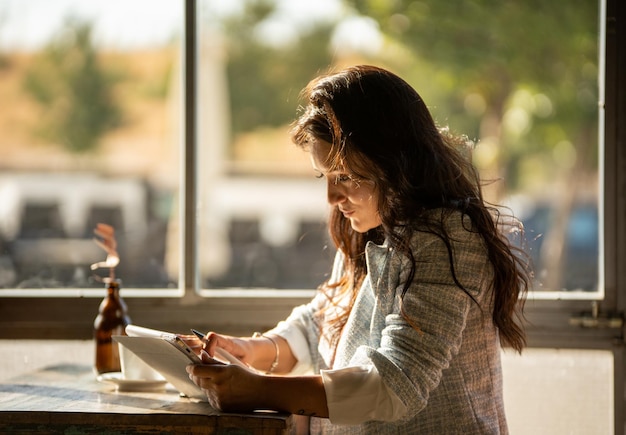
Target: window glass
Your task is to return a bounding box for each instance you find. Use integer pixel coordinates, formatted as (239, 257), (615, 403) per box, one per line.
(0, 0), (182, 290)
(0, 0), (601, 295)
(196, 0), (340, 290)
(197, 0), (601, 294)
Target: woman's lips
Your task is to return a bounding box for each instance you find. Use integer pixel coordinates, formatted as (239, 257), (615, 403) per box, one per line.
(340, 208), (354, 217)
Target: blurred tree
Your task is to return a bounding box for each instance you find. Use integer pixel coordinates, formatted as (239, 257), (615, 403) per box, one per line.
(0, 9), (10, 70)
(346, 0), (600, 290)
(23, 17), (123, 153)
(346, 0), (599, 194)
(218, 0), (337, 135)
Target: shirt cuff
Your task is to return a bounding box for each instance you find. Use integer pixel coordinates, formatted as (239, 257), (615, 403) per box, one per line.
(266, 321), (313, 375)
(321, 365), (408, 425)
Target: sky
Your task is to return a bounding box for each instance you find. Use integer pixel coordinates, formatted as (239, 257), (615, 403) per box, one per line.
(0, 0), (351, 50)
(0, 0), (182, 49)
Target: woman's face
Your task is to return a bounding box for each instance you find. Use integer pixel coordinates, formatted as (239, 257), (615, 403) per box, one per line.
(310, 139), (382, 233)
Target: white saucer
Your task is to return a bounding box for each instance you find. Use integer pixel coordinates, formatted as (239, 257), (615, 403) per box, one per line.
(97, 372), (167, 392)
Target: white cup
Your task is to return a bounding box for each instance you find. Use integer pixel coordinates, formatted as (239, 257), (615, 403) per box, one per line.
(119, 344), (164, 381)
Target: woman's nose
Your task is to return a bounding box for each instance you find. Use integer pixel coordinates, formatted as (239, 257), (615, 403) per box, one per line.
(327, 180), (346, 205)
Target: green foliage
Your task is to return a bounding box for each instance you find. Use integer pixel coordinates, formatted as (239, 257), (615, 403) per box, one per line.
(346, 0), (599, 190)
(220, 0), (336, 135)
(352, 0), (597, 101)
(139, 62), (173, 100)
(215, 0), (599, 190)
(23, 17), (123, 153)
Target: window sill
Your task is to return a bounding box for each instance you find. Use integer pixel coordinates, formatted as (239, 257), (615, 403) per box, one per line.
(0, 291), (314, 339)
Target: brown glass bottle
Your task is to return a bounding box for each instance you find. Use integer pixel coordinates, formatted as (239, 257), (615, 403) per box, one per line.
(94, 279), (131, 374)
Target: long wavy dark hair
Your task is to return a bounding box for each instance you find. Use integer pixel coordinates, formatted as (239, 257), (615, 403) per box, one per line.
(291, 65), (531, 353)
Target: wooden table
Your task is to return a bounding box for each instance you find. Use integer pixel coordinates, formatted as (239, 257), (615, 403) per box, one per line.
(0, 363), (295, 434)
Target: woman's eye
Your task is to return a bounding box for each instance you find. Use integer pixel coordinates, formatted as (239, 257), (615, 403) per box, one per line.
(336, 175), (351, 183)
(314, 173), (324, 179)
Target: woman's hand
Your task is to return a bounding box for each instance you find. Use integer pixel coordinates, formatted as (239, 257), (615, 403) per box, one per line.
(198, 332), (256, 365)
(189, 331), (298, 376)
(186, 356), (329, 417)
(177, 332), (253, 363)
(186, 359), (264, 412)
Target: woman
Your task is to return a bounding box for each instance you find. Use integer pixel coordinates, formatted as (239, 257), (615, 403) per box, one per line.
(186, 65), (530, 434)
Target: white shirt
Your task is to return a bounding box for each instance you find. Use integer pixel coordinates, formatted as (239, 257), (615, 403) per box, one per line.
(268, 320), (407, 424)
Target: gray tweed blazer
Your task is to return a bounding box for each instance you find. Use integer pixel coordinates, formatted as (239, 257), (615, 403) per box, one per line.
(286, 210), (508, 434)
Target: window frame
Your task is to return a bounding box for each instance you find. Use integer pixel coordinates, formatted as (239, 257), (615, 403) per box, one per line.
(0, 0), (622, 344)
(0, 0), (312, 340)
(1, 0), (624, 432)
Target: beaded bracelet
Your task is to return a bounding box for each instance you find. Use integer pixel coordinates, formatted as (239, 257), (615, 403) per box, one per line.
(253, 332), (279, 374)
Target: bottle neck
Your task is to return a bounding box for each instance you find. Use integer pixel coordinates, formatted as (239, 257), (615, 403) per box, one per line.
(106, 280), (121, 297)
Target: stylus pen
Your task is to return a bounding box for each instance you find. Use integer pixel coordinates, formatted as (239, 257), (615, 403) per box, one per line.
(190, 329), (207, 341)
(190, 329), (245, 367)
